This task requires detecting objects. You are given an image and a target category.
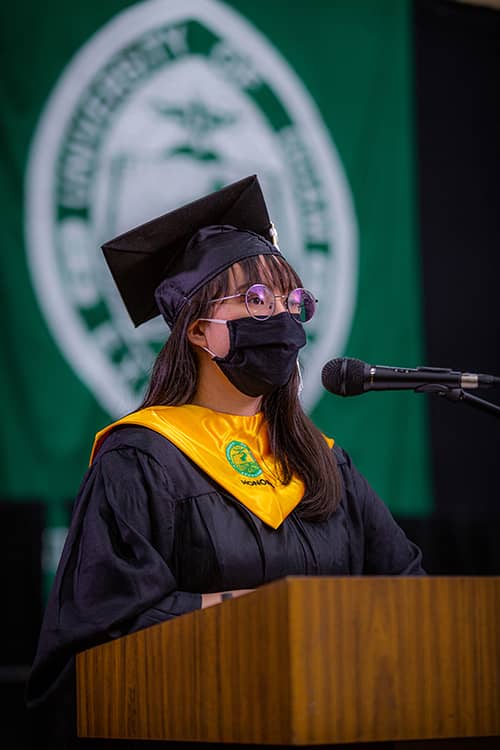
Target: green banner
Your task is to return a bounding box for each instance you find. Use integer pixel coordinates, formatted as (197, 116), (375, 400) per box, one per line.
(0, 0), (432, 573)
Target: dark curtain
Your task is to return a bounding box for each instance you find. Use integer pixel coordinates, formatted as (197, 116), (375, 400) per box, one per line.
(407, 0), (500, 573)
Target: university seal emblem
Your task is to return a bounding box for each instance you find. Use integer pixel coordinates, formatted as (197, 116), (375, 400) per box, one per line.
(25, 0), (357, 417)
(225, 441), (263, 478)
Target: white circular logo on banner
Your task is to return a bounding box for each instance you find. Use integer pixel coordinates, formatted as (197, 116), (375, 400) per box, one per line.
(26, 0), (357, 417)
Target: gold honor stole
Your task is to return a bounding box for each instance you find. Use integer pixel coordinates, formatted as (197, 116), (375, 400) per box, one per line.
(91, 405), (334, 529)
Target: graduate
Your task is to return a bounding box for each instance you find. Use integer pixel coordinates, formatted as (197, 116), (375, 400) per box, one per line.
(27, 175), (424, 747)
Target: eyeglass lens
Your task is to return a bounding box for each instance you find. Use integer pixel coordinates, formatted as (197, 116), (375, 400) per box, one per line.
(287, 287), (316, 322)
(245, 284), (316, 322)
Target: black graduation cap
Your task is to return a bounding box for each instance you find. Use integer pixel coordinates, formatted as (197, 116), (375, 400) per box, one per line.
(101, 175), (281, 329)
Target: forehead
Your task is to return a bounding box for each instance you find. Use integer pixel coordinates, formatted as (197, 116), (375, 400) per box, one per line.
(227, 263), (251, 289)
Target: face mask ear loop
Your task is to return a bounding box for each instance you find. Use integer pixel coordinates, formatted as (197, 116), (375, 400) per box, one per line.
(201, 345), (217, 358)
(296, 358), (304, 396)
(197, 318), (228, 324)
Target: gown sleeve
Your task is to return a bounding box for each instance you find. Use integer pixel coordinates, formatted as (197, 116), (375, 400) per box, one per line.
(336, 447), (426, 575)
(27, 442), (201, 710)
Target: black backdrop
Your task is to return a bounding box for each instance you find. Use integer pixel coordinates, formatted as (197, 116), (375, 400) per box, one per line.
(395, 0), (500, 574)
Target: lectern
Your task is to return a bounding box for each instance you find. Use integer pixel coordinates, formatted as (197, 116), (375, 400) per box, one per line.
(77, 576), (500, 746)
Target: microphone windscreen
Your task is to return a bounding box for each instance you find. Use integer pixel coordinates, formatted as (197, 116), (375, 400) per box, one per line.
(321, 357), (366, 396)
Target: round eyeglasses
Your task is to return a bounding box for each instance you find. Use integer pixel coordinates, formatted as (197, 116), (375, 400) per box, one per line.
(208, 284), (317, 323)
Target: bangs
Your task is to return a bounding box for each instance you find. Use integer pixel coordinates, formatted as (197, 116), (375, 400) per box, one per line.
(206, 254), (303, 302)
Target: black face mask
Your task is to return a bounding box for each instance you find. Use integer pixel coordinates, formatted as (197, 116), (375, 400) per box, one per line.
(212, 312), (306, 397)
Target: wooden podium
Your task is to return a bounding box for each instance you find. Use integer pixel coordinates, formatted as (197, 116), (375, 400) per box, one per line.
(76, 576), (500, 746)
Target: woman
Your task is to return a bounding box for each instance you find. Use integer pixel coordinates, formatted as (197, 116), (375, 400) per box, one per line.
(27, 176), (424, 747)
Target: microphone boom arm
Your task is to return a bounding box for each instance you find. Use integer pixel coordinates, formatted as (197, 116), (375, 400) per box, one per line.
(416, 384), (500, 419)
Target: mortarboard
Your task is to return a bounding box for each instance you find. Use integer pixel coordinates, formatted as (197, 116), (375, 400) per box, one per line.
(101, 175), (281, 329)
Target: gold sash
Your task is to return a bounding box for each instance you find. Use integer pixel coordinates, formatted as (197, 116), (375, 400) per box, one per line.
(91, 405), (333, 529)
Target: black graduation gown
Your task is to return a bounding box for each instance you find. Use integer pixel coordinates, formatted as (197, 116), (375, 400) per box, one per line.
(26, 426), (424, 748)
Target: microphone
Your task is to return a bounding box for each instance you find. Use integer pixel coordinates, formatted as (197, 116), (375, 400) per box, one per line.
(321, 357), (500, 397)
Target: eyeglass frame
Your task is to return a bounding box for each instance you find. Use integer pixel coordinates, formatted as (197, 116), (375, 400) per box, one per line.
(207, 283), (318, 323)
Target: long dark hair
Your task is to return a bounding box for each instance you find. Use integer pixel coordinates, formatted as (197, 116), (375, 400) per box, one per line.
(141, 254), (341, 521)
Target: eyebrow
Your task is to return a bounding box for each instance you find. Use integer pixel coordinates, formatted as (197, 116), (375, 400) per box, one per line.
(232, 282), (252, 294)
(232, 282), (294, 296)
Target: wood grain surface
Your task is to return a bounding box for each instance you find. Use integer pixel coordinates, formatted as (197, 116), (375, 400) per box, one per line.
(77, 576), (500, 744)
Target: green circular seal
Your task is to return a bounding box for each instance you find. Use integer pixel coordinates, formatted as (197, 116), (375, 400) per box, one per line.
(26, 0), (357, 418)
(226, 441), (263, 478)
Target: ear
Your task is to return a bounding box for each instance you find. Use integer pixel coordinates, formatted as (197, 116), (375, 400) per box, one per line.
(186, 318), (208, 348)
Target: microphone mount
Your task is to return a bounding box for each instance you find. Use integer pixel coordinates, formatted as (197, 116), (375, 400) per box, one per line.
(415, 383), (500, 419)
